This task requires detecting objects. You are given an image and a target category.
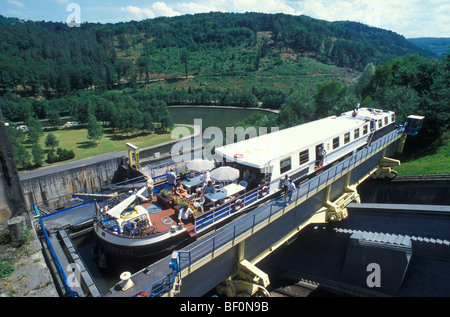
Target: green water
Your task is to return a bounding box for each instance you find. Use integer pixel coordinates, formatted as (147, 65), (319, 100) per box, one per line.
(168, 106), (276, 131)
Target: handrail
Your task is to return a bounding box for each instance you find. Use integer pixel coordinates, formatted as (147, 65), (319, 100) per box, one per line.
(133, 127), (405, 297)
(194, 183), (268, 232)
(38, 216), (75, 297)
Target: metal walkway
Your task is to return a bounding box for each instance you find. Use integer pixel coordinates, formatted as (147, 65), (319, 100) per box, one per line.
(105, 126), (407, 297)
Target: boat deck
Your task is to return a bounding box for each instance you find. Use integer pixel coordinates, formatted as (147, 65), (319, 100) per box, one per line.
(142, 196), (197, 238)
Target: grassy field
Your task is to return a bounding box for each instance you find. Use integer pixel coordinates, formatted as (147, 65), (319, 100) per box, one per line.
(396, 133), (450, 176)
(35, 125), (193, 167)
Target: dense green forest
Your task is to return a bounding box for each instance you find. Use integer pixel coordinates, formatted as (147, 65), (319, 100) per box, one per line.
(408, 37), (450, 57)
(0, 12), (435, 102)
(0, 12), (448, 170)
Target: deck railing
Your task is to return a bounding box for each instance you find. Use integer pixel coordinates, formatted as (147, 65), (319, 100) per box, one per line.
(194, 183), (269, 232)
(134, 126), (405, 297)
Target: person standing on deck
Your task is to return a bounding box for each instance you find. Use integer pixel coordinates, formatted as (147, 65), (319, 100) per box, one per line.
(145, 175), (154, 202)
(286, 179), (296, 204)
(282, 174), (290, 194)
(167, 168), (177, 193)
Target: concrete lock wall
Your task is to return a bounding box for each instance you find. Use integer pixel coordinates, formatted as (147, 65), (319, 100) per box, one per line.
(19, 156), (126, 210)
(0, 110), (28, 223)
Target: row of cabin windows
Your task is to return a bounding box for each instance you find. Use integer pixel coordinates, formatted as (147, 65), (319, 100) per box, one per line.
(333, 123), (372, 150)
(279, 149), (309, 174)
(279, 115), (392, 174)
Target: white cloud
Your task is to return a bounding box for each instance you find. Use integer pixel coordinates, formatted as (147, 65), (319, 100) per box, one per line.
(120, 5), (155, 20)
(7, 0), (25, 8)
(297, 0), (450, 38)
(120, 2), (181, 20)
(228, 0), (300, 15)
(175, 2), (219, 14)
(152, 1), (180, 17)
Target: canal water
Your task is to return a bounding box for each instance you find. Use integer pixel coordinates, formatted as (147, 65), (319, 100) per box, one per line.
(168, 106), (277, 132)
(136, 106), (276, 163)
(71, 106), (277, 295)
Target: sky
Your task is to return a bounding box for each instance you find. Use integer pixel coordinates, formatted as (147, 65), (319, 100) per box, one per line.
(1, 0), (449, 38)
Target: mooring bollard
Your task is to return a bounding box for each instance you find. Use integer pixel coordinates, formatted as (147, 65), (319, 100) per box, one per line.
(120, 271), (135, 292)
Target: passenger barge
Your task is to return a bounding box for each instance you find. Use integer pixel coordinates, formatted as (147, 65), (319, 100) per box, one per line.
(93, 107), (398, 266)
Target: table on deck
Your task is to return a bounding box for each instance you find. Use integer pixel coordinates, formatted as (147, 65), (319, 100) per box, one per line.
(181, 176), (204, 194)
(204, 183), (245, 206)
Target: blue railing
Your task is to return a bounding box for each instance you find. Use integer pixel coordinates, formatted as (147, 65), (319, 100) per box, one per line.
(37, 214), (75, 297)
(134, 126), (405, 297)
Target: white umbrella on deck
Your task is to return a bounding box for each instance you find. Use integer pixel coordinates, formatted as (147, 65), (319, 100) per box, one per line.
(186, 159), (215, 172)
(210, 166), (240, 182)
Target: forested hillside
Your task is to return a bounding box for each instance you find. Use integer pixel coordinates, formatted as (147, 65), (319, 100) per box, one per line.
(0, 12), (435, 103)
(1, 12), (447, 171)
(408, 37), (450, 57)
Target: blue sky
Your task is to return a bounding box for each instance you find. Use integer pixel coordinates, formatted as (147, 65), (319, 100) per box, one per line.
(1, 0), (449, 38)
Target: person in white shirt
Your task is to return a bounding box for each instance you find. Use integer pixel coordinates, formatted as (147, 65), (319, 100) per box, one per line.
(286, 179), (296, 204)
(178, 206), (193, 226)
(146, 175), (154, 202)
(201, 171), (211, 185)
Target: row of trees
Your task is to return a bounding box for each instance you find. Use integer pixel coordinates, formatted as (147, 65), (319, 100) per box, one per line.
(3, 89), (175, 169)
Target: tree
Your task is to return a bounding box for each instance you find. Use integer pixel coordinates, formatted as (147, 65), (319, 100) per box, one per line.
(6, 126), (31, 169)
(47, 110), (62, 128)
(286, 90), (316, 122)
(25, 116), (43, 143)
(45, 133), (59, 151)
(31, 143), (44, 167)
(351, 63), (375, 101)
(86, 114), (104, 146)
(314, 81), (347, 119)
(180, 49), (189, 78)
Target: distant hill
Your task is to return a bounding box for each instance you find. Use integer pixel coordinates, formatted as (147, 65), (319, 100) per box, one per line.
(408, 37), (450, 57)
(0, 12), (438, 100)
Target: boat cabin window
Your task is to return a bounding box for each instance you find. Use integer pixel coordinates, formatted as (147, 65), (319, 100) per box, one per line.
(299, 150), (309, 166)
(354, 128), (360, 139)
(333, 137), (340, 150)
(384, 117), (389, 125)
(378, 120), (382, 128)
(344, 132), (350, 144)
(391, 114), (395, 123)
(280, 157), (291, 174)
(362, 125), (368, 135)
